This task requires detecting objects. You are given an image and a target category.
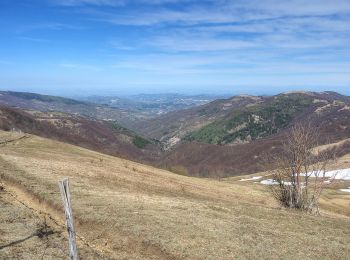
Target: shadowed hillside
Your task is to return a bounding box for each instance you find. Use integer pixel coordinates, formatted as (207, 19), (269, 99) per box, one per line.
(0, 105), (160, 162)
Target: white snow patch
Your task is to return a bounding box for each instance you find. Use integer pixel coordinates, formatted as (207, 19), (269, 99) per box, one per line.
(260, 168), (350, 186)
(239, 176), (262, 182)
(260, 179), (292, 186)
(260, 179), (278, 185)
(260, 179), (293, 185)
(302, 168), (350, 180)
(340, 188), (350, 193)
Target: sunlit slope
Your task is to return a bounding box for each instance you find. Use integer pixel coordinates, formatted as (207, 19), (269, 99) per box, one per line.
(0, 131), (349, 259)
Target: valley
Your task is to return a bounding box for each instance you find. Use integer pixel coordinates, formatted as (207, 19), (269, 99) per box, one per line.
(1, 90), (350, 177)
(79, 93), (226, 116)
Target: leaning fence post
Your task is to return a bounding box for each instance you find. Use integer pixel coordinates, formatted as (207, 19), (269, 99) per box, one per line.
(58, 178), (79, 260)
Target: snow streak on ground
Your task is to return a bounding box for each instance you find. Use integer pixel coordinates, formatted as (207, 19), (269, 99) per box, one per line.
(260, 179), (292, 185)
(340, 187), (350, 193)
(301, 168), (350, 180)
(259, 168), (350, 186)
(239, 176), (262, 181)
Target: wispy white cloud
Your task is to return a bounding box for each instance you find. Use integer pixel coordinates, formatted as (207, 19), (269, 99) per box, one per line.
(60, 62), (102, 71)
(150, 36), (257, 52)
(229, 0), (350, 17)
(6, 0), (349, 93)
(50, 0), (124, 6)
(79, 0), (350, 26)
(51, 0), (195, 7)
(71, 0), (350, 54)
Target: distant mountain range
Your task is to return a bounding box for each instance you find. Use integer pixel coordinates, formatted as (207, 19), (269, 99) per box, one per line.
(0, 91), (151, 127)
(1, 90), (350, 177)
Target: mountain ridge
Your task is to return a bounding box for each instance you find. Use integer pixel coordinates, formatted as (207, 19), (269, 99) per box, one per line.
(1, 90), (350, 177)
(0, 90), (150, 127)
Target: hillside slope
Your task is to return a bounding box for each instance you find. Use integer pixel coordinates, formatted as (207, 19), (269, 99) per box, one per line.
(0, 105), (160, 162)
(1, 91), (350, 178)
(186, 93), (313, 144)
(131, 95), (264, 148)
(0, 91), (149, 127)
(157, 92), (350, 176)
(186, 92), (350, 145)
(138, 91), (350, 147)
(0, 131), (349, 259)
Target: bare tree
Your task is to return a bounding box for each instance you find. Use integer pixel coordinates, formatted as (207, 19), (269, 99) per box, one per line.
(267, 123), (336, 214)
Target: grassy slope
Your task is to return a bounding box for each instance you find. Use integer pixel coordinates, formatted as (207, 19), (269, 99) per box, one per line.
(0, 131), (349, 259)
(187, 94), (313, 144)
(0, 186), (101, 259)
(0, 106), (158, 164)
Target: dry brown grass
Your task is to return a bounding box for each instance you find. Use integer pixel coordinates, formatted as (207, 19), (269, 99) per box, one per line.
(0, 131), (349, 259)
(0, 180), (99, 259)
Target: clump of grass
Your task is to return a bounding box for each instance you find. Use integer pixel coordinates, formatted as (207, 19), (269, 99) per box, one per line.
(123, 161), (129, 168)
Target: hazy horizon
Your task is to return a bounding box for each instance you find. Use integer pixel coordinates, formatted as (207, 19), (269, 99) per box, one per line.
(1, 86), (350, 99)
(1, 1), (350, 96)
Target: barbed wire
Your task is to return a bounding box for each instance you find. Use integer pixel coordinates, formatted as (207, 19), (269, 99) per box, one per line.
(0, 183), (106, 259)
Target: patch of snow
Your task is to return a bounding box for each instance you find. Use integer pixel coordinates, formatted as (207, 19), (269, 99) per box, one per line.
(239, 176), (262, 182)
(260, 179), (292, 185)
(260, 169), (350, 186)
(302, 168), (350, 180)
(339, 188), (350, 193)
(260, 179), (278, 185)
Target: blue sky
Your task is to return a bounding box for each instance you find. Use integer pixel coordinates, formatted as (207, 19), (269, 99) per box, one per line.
(0, 0), (350, 96)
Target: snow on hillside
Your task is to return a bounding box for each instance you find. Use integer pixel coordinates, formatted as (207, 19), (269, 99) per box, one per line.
(239, 176), (262, 181)
(259, 168), (350, 186)
(302, 168), (350, 180)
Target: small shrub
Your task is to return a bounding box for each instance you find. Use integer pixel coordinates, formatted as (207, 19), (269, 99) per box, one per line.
(266, 124), (336, 214)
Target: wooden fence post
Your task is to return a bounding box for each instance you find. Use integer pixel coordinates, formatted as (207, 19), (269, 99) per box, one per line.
(58, 178), (79, 260)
